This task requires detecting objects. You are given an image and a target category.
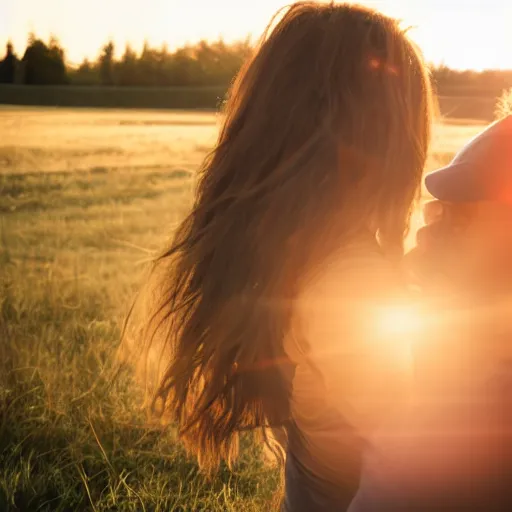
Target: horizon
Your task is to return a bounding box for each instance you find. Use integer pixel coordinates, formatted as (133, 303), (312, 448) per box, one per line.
(2, 0), (512, 72)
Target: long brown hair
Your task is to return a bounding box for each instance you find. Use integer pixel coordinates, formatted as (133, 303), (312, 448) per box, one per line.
(130, 1), (434, 470)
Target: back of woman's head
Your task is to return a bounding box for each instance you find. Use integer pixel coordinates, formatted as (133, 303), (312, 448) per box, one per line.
(134, 1), (435, 470)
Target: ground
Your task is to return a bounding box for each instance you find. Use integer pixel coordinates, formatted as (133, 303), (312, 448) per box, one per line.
(0, 107), (486, 511)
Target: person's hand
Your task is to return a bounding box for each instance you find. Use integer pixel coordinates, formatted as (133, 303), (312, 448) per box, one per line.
(416, 200), (474, 253)
(415, 200), (447, 256)
(407, 198), (512, 299)
(422, 200), (444, 225)
(405, 200), (477, 296)
(405, 200), (453, 292)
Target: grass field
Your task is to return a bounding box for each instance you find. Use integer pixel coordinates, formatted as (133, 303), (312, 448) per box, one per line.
(0, 107), (487, 511)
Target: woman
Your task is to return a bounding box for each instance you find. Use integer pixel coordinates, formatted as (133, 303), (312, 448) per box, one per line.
(130, 2), (434, 510)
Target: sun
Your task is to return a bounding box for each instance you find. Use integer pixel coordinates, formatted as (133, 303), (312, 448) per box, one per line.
(376, 303), (425, 338)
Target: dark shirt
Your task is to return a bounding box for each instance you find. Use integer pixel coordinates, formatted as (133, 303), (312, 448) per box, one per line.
(282, 419), (362, 512)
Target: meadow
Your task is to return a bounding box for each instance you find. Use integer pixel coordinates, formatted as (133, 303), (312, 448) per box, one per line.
(0, 107), (486, 511)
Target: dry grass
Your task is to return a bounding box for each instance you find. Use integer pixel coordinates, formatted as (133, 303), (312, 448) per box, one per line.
(0, 107), (487, 511)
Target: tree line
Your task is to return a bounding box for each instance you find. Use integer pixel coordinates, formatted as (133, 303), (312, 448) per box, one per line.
(2, 35), (512, 94)
(0, 35), (252, 87)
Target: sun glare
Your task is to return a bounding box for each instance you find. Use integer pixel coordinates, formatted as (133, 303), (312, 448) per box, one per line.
(376, 303), (424, 338)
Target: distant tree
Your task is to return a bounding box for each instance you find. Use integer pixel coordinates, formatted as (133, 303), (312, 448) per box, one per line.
(22, 35), (68, 85)
(0, 42), (18, 83)
(157, 43), (173, 86)
(70, 58), (100, 85)
(169, 45), (199, 86)
(99, 41), (115, 85)
(195, 40), (217, 85)
(48, 36), (68, 83)
(79, 58), (92, 73)
(138, 41), (160, 86)
(116, 44), (139, 86)
(212, 38), (252, 85)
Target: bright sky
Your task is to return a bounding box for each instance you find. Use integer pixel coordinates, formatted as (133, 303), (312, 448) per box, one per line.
(1, 0), (511, 70)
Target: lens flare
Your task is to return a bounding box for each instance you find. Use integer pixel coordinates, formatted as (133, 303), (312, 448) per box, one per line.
(376, 303), (424, 338)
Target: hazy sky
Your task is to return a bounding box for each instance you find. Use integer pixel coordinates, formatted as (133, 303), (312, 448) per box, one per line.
(1, 0), (511, 70)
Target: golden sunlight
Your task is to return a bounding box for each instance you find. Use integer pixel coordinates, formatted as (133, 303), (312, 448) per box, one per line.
(375, 303), (425, 338)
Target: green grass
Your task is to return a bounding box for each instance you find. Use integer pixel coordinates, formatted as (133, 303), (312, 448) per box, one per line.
(0, 107), (487, 511)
